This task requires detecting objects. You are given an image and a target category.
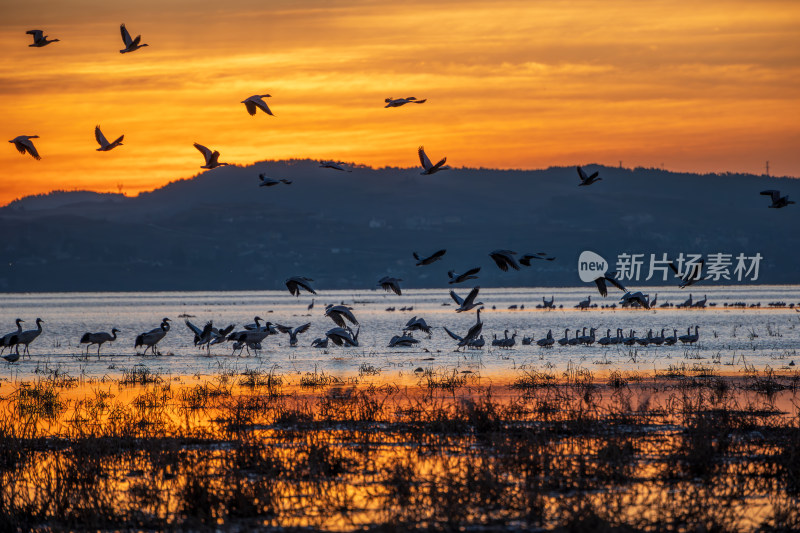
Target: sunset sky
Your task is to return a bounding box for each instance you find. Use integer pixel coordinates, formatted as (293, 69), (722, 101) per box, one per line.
(1, 0), (798, 206)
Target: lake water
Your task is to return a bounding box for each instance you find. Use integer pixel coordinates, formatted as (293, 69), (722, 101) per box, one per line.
(2, 286), (799, 383)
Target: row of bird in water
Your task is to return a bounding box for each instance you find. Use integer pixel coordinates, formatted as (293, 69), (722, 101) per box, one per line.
(0, 309), (701, 362)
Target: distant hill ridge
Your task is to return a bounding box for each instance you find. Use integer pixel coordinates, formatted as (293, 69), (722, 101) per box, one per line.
(1, 160), (797, 291)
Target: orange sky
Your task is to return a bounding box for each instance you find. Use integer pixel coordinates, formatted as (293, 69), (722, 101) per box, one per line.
(1, 0), (798, 206)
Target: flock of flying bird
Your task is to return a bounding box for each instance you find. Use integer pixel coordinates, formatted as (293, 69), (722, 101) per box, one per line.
(10, 22), (796, 363)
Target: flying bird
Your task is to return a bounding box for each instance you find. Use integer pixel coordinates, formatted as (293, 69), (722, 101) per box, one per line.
(489, 250), (521, 271)
(413, 249), (446, 266)
(242, 94), (274, 116)
(9, 135), (41, 160)
(319, 161), (352, 172)
(592, 272), (626, 297)
(26, 29), (59, 47)
(619, 291), (650, 309)
(285, 276), (316, 296)
(405, 316), (432, 336)
(519, 252), (556, 265)
(325, 305), (358, 328)
(447, 267), (480, 284)
(577, 166), (601, 186)
(95, 126), (124, 151)
(761, 190), (795, 208)
(450, 286), (483, 312)
(418, 146), (448, 175)
(385, 97), (427, 108)
(378, 276), (402, 295)
(194, 143), (228, 169)
(259, 174), (291, 187)
(669, 260), (704, 288)
(119, 23), (148, 53)
(80, 328), (119, 356)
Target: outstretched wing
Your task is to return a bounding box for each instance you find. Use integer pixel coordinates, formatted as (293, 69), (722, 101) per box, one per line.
(463, 286), (480, 307)
(27, 29), (43, 41)
(244, 100), (257, 115)
(443, 326), (463, 342)
(577, 166), (588, 182)
(120, 24), (132, 46)
(761, 190), (780, 202)
(418, 146), (433, 170)
(95, 126), (109, 147)
(193, 142), (212, 162)
(449, 290), (464, 306)
(22, 138), (41, 160)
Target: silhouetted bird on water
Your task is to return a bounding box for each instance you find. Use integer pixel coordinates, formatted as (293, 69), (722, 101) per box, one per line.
(80, 328), (119, 356)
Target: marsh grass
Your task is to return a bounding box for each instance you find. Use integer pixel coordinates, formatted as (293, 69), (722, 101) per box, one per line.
(1, 367), (799, 531)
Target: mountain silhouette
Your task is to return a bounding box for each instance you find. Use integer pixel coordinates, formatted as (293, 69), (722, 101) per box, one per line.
(0, 160), (796, 291)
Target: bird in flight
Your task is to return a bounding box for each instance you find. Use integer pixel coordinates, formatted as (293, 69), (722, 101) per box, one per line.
(119, 24), (148, 54)
(577, 166), (601, 186)
(450, 287), (483, 312)
(193, 143), (229, 169)
(489, 250), (521, 271)
(8, 135), (41, 160)
(259, 174), (291, 187)
(385, 97), (427, 108)
(285, 276), (316, 296)
(419, 146), (448, 175)
(448, 267), (480, 284)
(242, 94), (274, 116)
(320, 161), (352, 172)
(378, 276), (403, 296)
(760, 190), (795, 208)
(95, 126), (124, 151)
(519, 252), (556, 265)
(26, 30), (59, 47)
(413, 249), (446, 266)
(592, 272), (626, 297)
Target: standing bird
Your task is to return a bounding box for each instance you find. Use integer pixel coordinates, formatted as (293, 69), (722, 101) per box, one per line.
(94, 126), (124, 151)
(378, 276), (403, 296)
(385, 97), (427, 107)
(413, 249), (446, 266)
(0, 319), (24, 355)
(448, 267), (481, 284)
(450, 286), (483, 312)
(286, 276), (316, 296)
(242, 94), (274, 116)
(761, 190), (795, 209)
(577, 166), (601, 186)
(26, 29), (59, 47)
(418, 146), (448, 175)
(325, 304), (359, 328)
(9, 135), (41, 160)
(135, 318), (170, 355)
(194, 143), (228, 169)
(14, 318), (44, 357)
(319, 161), (352, 172)
(119, 23), (148, 54)
(80, 328), (120, 357)
(489, 250), (521, 271)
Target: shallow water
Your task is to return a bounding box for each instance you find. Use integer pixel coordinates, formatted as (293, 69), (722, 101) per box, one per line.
(1, 286), (799, 382)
